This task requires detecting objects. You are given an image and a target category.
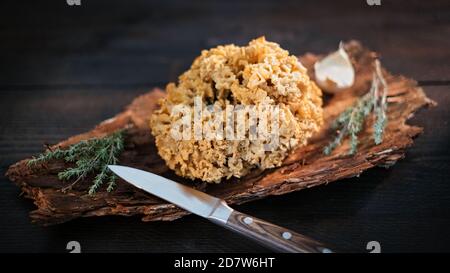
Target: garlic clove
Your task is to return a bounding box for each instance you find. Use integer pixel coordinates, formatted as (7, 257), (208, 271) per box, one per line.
(314, 43), (355, 94)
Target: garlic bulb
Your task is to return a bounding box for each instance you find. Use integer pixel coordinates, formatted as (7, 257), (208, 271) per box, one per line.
(314, 43), (355, 94)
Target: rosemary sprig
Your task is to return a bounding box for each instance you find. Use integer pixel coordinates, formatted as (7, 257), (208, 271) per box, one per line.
(28, 130), (125, 195)
(324, 60), (388, 155)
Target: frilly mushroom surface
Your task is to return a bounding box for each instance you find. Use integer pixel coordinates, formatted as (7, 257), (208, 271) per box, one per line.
(150, 37), (323, 182)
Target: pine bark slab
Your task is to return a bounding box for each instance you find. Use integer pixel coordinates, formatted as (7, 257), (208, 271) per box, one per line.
(5, 41), (435, 226)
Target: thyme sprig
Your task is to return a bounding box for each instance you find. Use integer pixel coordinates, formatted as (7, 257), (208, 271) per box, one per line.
(28, 130), (125, 195)
(324, 60), (388, 155)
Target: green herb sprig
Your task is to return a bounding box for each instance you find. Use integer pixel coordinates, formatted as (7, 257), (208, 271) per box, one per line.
(28, 130), (125, 195)
(324, 60), (388, 155)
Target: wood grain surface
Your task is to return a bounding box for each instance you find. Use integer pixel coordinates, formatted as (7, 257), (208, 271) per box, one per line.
(225, 210), (329, 253)
(0, 0), (449, 252)
(5, 40), (434, 227)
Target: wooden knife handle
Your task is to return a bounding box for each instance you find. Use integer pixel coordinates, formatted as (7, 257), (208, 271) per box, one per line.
(224, 210), (332, 253)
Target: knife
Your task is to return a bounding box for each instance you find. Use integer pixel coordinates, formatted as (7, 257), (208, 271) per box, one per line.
(108, 165), (333, 253)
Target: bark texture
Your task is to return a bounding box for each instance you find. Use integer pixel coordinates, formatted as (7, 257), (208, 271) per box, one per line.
(6, 41), (435, 225)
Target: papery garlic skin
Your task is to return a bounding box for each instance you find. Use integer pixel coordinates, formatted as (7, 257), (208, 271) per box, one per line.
(314, 44), (355, 94)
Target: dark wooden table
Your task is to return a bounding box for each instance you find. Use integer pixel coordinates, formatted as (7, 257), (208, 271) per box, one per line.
(0, 0), (449, 253)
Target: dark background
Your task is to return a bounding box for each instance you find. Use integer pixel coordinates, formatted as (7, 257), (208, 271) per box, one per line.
(0, 0), (449, 253)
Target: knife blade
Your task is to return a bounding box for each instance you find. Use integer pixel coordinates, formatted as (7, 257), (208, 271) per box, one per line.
(108, 165), (333, 253)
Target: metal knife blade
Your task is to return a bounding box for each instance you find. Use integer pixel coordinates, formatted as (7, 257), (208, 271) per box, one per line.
(108, 165), (233, 223)
(108, 165), (332, 253)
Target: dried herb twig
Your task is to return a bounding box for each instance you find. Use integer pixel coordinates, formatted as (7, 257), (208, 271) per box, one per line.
(324, 60), (388, 155)
(28, 130), (125, 195)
